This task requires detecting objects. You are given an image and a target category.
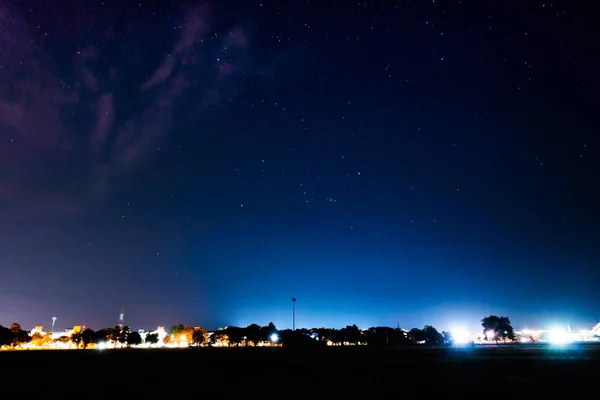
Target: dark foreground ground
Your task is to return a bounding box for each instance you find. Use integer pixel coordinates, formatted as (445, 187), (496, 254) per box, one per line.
(3, 344), (600, 394)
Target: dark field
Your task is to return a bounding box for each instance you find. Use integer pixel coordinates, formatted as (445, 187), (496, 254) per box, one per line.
(4, 344), (600, 394)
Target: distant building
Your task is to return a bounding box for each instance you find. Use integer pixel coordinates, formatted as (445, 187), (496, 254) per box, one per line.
(30, 326), (44, 336)
(137, 326), (168, 346)
(50, 327), (78, 340)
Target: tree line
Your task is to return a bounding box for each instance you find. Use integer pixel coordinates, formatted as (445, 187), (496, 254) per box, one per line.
(0, 315), (516, 349)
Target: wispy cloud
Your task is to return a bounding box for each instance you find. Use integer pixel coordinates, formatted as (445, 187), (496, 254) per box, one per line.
(0, 3), (250, 220)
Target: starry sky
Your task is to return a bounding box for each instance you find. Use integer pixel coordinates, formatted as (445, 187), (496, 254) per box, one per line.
(0, 1), (598, 333)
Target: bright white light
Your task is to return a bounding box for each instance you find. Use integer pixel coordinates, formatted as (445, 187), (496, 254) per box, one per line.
(486, 330), (495, 340)
(270, 333), (279, 343)
(549, 330), (570, 345)
(97, 342), (105, 350)
(451, 329), (470, 345)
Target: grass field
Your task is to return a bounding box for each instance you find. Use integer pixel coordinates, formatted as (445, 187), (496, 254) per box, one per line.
(3, 344), (600, 394)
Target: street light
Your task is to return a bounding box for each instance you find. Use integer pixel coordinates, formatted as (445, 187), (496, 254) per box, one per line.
(291, 297), (296, 331)
(291, 297), (296, 347)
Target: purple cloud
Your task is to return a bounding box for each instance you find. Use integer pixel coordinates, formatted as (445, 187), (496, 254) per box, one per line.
(140, 55), (178, 92)
(90, 93), (115, 154)
(0, 3), (250, 220)
(225, 26), (249, 48)
(82, 68), (100, 92)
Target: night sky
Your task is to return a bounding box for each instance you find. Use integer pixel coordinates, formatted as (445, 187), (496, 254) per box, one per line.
(1, 1), (598, 333)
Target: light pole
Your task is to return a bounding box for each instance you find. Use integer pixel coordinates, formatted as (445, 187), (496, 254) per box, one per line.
(291, 297), (296, 347)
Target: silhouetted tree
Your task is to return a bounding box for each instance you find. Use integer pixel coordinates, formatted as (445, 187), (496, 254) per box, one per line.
(127, 332), (142, 347)
(169, 325), (195, 345)
(225, 327), (244, 346)
(163, 334), (173, 345)
(279, 329), (323, 348)
(331, 328), (347, 345)
(442, 331), (453, 346)
(245, 324), (262, 346)
(409, 328), (426, 344)
(1, 320), (519, 350)
(170, 324), (186, 335)
(71, 332), (83, 348)
(260, 322), (277, 343)
(192, 328), (207, 346)
(209, 330), (228, 346)
(0, 325), (12, 347)
(81, 329), (96, 349)
(345, 325), (363, 345)
(481, 315), (515, 343)
(30, 333), (45, 347)
(94, 329), (110, 344)
(364, 327), (409, 347)
(366, 327), (389, 346)
(423, 325), (444, 345)
(109, 327), (121, 344)
(56, 336), (71, 346)
(316, 328), (337, 343)
(265, 322), (277, 333)
(145, 333), (159, 345)
(9, 323), (30, 347)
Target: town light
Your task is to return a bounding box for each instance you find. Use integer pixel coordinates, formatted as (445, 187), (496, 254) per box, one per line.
(450, 329), (470, 345)
(548, 330), (570, 345)
(270, 333), (279, 343)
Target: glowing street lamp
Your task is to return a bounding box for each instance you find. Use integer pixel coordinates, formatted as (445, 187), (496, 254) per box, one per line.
(291, 297), (296, 331)
(450, 329), (470, 345)
(549, 329), (570, 345)
(291, 297), (296, 347)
